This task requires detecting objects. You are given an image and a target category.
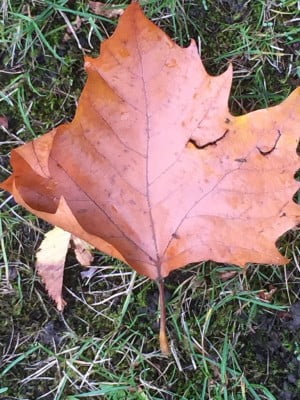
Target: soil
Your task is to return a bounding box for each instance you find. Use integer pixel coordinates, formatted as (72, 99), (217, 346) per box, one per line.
(239, 303), (300, 400)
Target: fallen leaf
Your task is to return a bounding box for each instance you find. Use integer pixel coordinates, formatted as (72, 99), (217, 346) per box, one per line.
(0, 116), (8, 129)
(36, 227), (71, 311)
(71, 236), (94, 266)
(89, 1), (124, 18)
(219, 270), (238, 281)
(1, 3), (299, 351)
(62, 15), (82, 44)
(36, 227), (94, 309)
(258, 285), (277, 302)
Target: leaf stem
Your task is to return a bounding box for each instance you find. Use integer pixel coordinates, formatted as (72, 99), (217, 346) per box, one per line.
(158, 279), (170, 355)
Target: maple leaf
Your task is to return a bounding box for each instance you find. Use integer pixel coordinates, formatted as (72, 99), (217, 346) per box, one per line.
(0, 3), (299, 353)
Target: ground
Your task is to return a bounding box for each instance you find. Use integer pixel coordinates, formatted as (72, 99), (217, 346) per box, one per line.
(0, 0), (299, 399)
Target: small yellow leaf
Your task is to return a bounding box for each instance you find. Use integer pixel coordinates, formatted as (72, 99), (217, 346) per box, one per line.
(36, 227), (71, 311)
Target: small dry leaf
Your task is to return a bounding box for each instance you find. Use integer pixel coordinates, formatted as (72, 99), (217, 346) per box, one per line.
(89, 1), (124, 18)
(219, 270), (238, 281)
(62, 33), (72, 43)
(0, 116), (8, 129)
(36, 227), (94, 309)
(36, 227), (71, 311)
(258, 285), (277, 301)
(71, 236), (94, 266)
(62, 15), (82, 43)
(71, 15), (82, 32)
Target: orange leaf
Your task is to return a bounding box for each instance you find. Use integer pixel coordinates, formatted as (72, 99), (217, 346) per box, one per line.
(1, 3), (299, 283)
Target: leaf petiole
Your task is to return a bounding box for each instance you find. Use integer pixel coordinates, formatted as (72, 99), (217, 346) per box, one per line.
(158, 278), (170, 355)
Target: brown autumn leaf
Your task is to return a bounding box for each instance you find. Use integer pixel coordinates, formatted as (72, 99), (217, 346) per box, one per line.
(72, 235), (94, 266)
(1, 3), (299, 352)
(219, 270), (239, 281)
(258, 285), (277, 302)
(36, 227), (94, 310)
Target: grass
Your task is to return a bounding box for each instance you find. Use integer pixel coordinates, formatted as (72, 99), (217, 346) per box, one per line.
(0, 0), (299, 399)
